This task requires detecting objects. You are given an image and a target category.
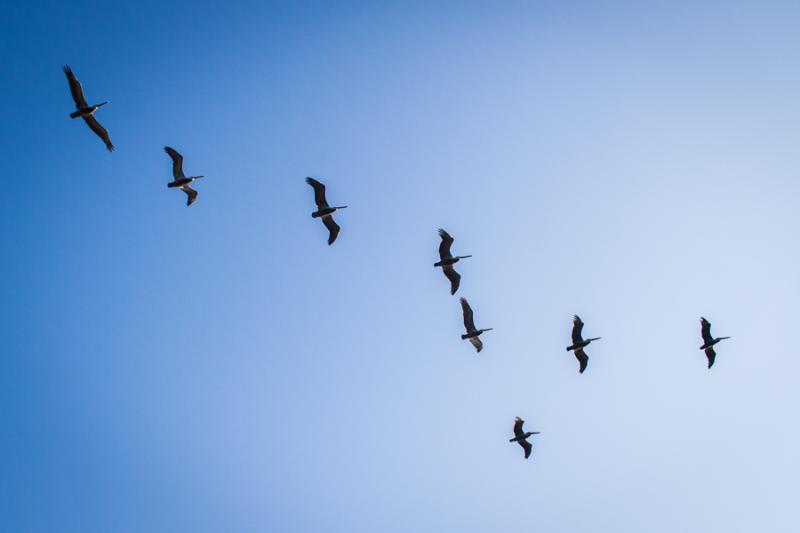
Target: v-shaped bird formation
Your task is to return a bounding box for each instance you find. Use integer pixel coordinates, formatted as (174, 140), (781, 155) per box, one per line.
(61, 64), (734, 461)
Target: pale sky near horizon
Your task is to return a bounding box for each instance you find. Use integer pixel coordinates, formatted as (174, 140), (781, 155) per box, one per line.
(2, 1), (800, 532)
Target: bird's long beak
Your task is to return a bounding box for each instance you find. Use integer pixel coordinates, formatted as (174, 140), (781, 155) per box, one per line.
(195, 175), (205, 179)
(720, 336), (731, 340)
(460, 255), (473, 259)
(337, 205), (348, 209)
(99, 101), (109, 107)
(485, 328), (494, 331)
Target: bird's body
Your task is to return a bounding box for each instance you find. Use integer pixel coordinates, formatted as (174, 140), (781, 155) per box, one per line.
(699, 317), (730, 368)
(459, 297), (493, 352)
(566, 315), (601, 373)
(306, 177), (347, 245)
(509, 417), (540, 459)
(63, 65), (114, 152)
(164, 147), (204, 206)
(434, 229), (471, 295)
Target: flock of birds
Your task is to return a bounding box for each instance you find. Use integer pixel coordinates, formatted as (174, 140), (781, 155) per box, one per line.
(62, 65), (732, 460)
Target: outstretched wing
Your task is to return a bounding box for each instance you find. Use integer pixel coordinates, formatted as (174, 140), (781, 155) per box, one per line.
(306, 177), (329, 209)
(469, 336), (483, 353)
(705, 347), (716, 368)
(63, 65), (88, 108)
(181, 186), (198, 206)
(700, 317), (713, 344)
(518, 439), (532, 459)
(164, 147), (185, 179)
(443, 266), (460, 295)
(575, 348), (589, 373)
(82, 115), (114, 152)
(513, 417), (525, 438)
(322, 215), (340, 245)
(460, 297), (476, 332)
(438, 228), (454, 260)
(571, 315), (584, 344)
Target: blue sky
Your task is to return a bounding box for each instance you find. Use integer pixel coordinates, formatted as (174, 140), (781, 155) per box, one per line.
(2, 1), (800, 532)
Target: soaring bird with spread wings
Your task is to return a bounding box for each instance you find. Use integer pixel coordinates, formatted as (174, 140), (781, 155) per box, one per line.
(699, 317), (730, 368)
(509, 417), (540, 459)
(63, 65), (114, 152)
(566, 315), (601, 373)
(433, 229), (471, 295)
(459, 297), (493, 353)
(164, 147), (205, 206)
(306, 177), (347, 245)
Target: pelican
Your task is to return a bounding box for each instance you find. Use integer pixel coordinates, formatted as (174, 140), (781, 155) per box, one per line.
(566, 315), (600, 373)
(164, 147), (204, 206)
(306, 177), (347, 245)
(700, 317), (730, 368)
(63, 65), (114, 152)
(460, 297), (493, 353)
(434, 229), (471, 295)
(509, 417), (540, 459)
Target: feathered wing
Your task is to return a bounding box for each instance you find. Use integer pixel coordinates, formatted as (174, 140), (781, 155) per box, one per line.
(306, 177), (329, 208)
(571, 315), (585, 344)
(469, 336), (483, 353)
(700, 317), (713, 345)
(460, 297), (476, 332)
(322, 215), (340, 245)
(443, 266), (460, 295)
(63, 65), (88, 108)
(518, 439), (532, 459)
(575, 348), (589, 373)
(82, 115), (114, 152)
(705, 347), (716, 368)
(513, 417), (525, 439)
(182, 186), (198, 206)
(438, 228), (454, 260)
(164, 146), (185, 178)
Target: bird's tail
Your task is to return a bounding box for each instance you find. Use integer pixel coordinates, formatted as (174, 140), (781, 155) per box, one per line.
(69, 110), (81, 118)
(461, 334), (470, 340)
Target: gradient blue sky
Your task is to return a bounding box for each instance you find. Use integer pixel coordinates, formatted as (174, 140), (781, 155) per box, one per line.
(2, 1), (800, 532)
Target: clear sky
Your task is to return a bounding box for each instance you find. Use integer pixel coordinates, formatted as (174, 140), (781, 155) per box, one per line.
(2, 1), (799, 532)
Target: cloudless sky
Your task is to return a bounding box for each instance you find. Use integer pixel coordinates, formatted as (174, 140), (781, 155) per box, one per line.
(2, 1), (800, 532)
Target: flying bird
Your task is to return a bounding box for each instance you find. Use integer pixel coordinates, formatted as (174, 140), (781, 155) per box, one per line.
(164, 147), (204, 206)
(434, 229), (471, 295)
(460, 297), (493, 352)
(699, 317), (730, 368)
(509, 417), (540, 459)
(306, 177), (347, 245)
(566, 315), (601, 373)
(63, 65), (114, 152)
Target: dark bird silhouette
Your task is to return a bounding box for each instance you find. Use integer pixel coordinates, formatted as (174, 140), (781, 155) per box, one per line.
(306, 177), (347, 245)
(460, 297), (493, 352)
(63, 65), (113, 152)
(700, 317), (730, 368)
(434, 229), (471, 295)
(566, 315), (601, 373)
(509, 417), (540, 459)
(164, 147), (204, 206)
